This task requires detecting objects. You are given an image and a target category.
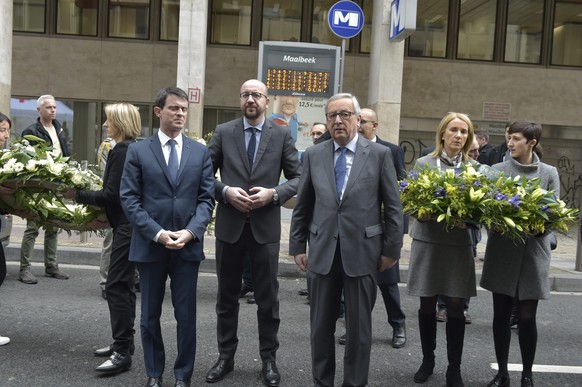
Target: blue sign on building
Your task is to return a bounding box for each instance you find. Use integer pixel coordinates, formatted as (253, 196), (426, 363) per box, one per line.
(389, 0), (417, 42)
(327, 1), (365, 39)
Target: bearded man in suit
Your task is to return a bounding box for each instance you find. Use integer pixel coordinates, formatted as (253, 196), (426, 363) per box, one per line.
(290, 93), (403, 387)
(206, 79), (301, 387)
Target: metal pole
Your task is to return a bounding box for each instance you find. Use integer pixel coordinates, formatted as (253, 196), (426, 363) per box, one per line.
(575, 193), (582, 271)
(339, 39), (346, 93)
(80, 160), (88, 244)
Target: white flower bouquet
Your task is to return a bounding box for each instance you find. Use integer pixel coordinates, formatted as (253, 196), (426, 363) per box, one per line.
(0, 136), (108, 231)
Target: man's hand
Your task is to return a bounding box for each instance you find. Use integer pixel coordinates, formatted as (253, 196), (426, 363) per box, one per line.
(61, 188), (77, 200)
(294, 253), (308, 272)
(249, 186), (274, 209)
(377, 255), (397, 272)
(159, 230), (193, 250)
(225, 187), (253, 213)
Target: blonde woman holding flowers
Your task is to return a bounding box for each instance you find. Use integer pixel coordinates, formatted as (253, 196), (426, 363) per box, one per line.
(408, 112), (477, 387)
(74, 103), (142, 375)
(481, 122), (559, 387)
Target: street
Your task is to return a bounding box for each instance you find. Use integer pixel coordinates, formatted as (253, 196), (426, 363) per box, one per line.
(1, 263), (582, 386)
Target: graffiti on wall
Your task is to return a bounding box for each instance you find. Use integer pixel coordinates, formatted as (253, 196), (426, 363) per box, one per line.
(558, 156), (582, 208)
(400, 138), (430, 166)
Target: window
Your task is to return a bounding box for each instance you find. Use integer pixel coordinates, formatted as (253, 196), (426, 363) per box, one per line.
(505, 0), (544, 64)
(160, 0), (179, 41)
(204, 108), (240, 138)
(108, 0), (150, 39)
(57, 0), (98, 36)
(360, 0), (372, 53)
(312, 0), (351, 49)
(457, 0), (497, 61)
(14, 0), (46, 33)
(210, 0), (253, 45)
(408, 0), (449, 57)
(262, 0), (302, 42)
(552, 0), (582, 66)
(9, 98), (98, 162)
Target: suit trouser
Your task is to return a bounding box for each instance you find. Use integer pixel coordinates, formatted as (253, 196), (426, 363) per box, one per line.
(308, 243), (377, 387)
(215, 223), (280, 362)
(376, 263), (406, 330)
(19, 220), (58, 270)
(106, 223), (136, 355)
(137, 255), (200, 380)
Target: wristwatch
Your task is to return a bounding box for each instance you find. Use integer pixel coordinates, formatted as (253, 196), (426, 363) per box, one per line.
(272, 189), (279, 205)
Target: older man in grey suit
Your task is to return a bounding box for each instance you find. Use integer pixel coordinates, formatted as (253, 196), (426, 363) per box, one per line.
(290, 93), (403, 387)
(206, 79), (301, 387)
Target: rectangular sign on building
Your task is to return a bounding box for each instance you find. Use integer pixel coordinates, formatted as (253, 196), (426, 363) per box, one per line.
(389, 0), (417, 42)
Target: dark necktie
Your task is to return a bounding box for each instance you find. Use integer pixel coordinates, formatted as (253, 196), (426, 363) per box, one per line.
(167, 139), (179, 183)
(247, 127), (257, 170)
(335, 147), (347, 200)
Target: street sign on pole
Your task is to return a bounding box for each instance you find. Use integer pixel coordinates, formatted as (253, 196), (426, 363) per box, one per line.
(327, 1), (365, 39)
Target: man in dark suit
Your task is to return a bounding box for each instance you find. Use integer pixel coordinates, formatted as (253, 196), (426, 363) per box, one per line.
(475, 129), (493, 164)
(357, 107), (407, 348)
(290, 93), (403, 387)
(482, 123), (511, 166)
(120, 87), (215, 387)
(206, 79), (301, 387)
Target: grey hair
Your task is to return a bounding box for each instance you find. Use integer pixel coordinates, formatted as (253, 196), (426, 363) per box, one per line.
(37, 94), (55, 108)
(324, 93), (361, 115)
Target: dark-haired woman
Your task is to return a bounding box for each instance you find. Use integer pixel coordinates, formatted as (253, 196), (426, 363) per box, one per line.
(481, 121), (559, 387)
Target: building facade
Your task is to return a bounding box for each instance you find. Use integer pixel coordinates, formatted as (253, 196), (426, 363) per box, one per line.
(6, 0), (582, 206)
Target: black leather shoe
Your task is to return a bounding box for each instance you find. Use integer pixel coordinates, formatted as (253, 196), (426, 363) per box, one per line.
(206, 359), (234, 383)
(95, 352), (132, 373)
(297, 288), (309, 296)
(392, 326), (406, 348)
(487, 373), (510, 387)
(338, 333), (346, 345)
(521, 376), (533, 387)
(94, 342), (135, 357)
(240, 284), (254, 297)
(145, 377), (162, 387)
(174, 380), (190, 387)
(261, 361), (281, 387)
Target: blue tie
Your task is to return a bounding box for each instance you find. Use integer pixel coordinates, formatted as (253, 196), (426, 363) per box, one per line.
(247, 127), (257, 171)
(167, 139), (179, 183)
(335, 147), (347, 200)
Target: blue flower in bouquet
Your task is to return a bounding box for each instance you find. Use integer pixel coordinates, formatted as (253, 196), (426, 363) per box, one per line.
(508, 195), (522, 210)
(495, 193), (508, 201)
(435, 187), (446, 198)
(399, 180), (408, 191)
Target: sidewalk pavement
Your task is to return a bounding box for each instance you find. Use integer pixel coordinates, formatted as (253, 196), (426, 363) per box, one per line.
(6, 210), (582, 292)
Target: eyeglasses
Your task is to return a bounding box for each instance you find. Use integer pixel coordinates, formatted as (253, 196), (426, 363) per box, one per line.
(360, 119), (376, 125)
(240, 92), (267, 100)
(325, 111), (355, 122)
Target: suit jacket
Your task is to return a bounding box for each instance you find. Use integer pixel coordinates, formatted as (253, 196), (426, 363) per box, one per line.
(289, 136), (403, 277)
(208, 117), (301, 244)
(120, 134), (215, 263)
(376, 136), (409, 234)
(76, 140), (132, 228)
(483, 142), (508, 166)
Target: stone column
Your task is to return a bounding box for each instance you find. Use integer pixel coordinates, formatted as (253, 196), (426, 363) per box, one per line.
(0, 1), (13, 115)
(367, 0), (404, 145)
(177, 0), (208, 140)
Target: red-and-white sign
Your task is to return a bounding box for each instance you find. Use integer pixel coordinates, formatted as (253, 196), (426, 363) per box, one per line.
(188, 88), (201, 104)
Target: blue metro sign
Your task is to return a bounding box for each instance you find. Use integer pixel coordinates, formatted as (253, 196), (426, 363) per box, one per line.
(327, 1), (365, 39)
